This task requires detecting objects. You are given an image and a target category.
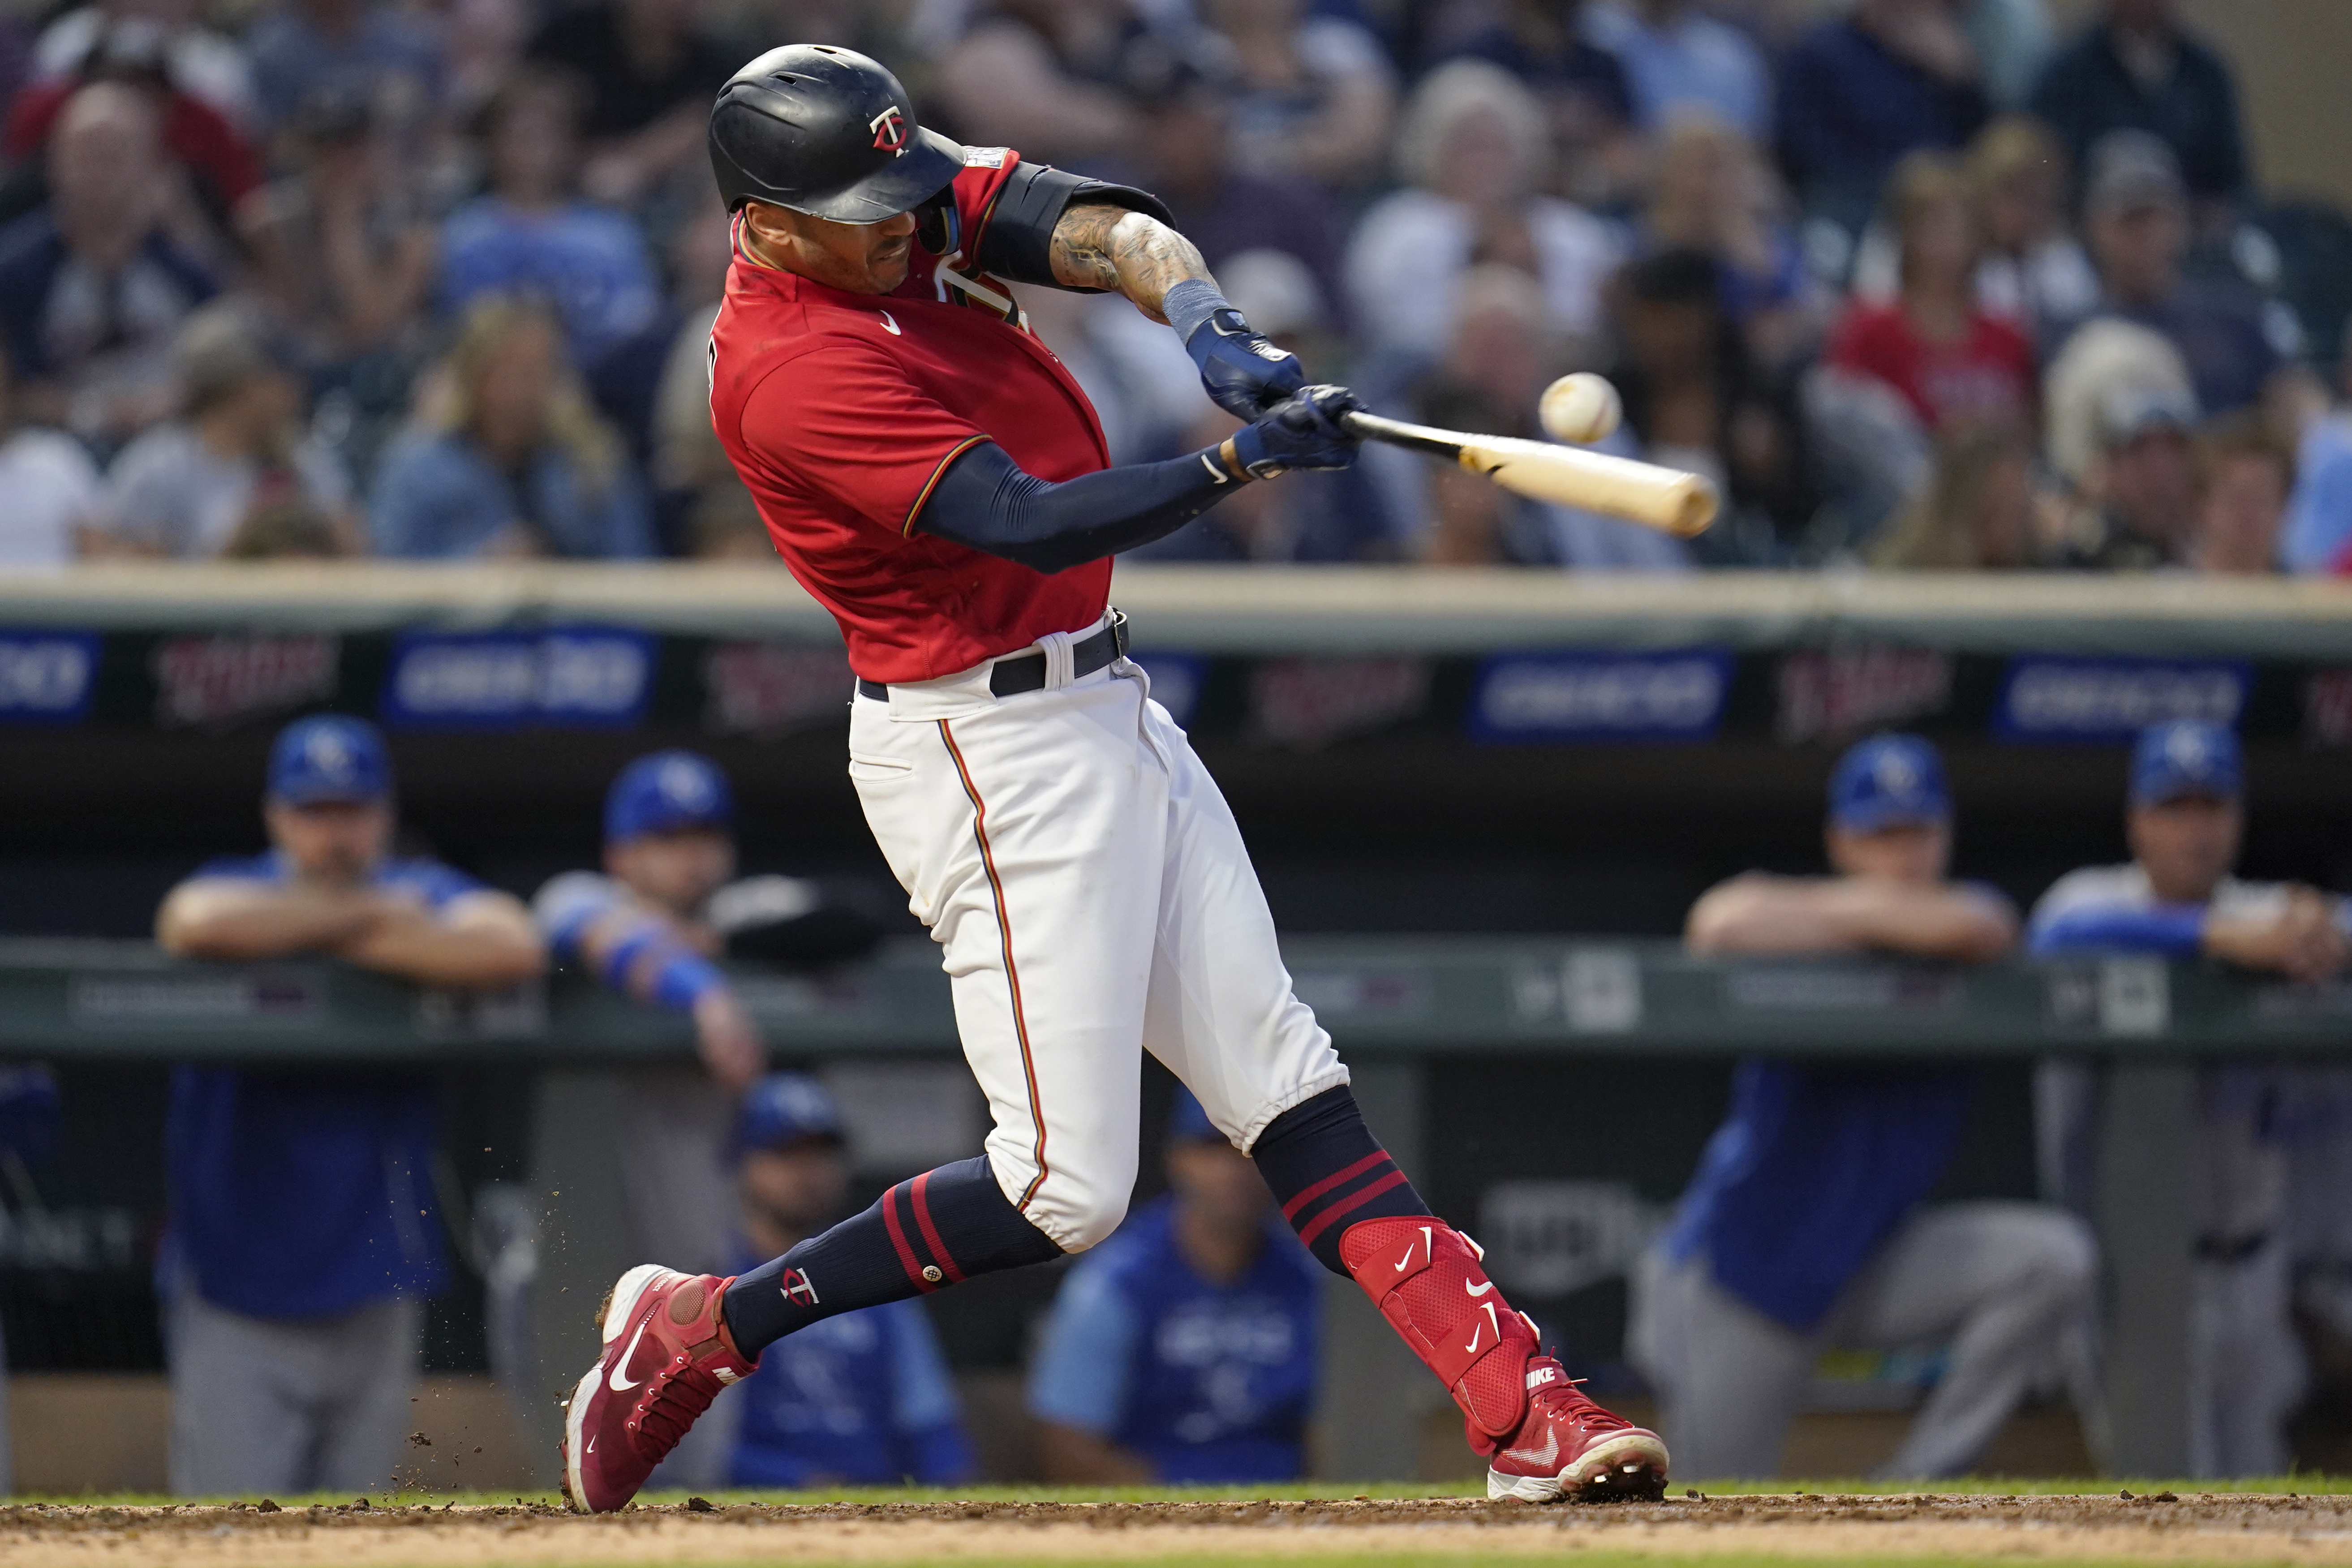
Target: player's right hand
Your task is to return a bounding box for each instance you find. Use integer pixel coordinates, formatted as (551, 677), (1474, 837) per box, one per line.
(2205, 888), (2351, 983)
(1227, 385), (1363, 480)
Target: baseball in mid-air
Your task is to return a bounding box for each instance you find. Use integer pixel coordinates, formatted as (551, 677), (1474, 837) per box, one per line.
(1539, 373), (1623, 445)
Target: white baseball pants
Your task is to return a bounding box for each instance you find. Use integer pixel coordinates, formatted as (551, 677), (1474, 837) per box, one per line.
(846, 628), (1348, 1252)
(1628, 1201), (2099, 1479)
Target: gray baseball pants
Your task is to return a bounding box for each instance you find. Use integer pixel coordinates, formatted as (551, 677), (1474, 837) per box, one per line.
(1627, 1202), (2098, 1479)
(168, 1287), (420, 1496)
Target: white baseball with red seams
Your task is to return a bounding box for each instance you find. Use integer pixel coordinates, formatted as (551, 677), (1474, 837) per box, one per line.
(846, 614), (1350, 1250)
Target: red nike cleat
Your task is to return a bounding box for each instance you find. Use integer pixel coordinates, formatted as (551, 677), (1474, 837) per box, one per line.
(559, 1265), (756, 1512)
(1486, 1356), (1670, 1503)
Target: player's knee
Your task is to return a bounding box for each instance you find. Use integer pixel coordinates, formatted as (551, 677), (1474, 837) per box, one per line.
(2017, 1209), (2099, 1306)
(1054, 1184), (1132, 1252)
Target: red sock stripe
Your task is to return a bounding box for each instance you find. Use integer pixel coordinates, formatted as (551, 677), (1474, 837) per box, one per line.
(1296, 1168), (1412, 1250)
(1279, 1151), (1392, 1222)
(878, 1182), (934, 1292)
(907, 1170), (965, 1285)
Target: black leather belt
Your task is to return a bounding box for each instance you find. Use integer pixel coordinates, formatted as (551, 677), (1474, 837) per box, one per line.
(857, 611), (1128, 703)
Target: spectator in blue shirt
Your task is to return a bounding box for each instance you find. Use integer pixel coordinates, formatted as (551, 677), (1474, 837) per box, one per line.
(242, 0), (443, 134)
(1582, 0), (1769, 142)
(437, 67), (662, 373)
(370, 296), (654, 558)
(1773, 0), (1989, 237)
(1629, 734), (2096, 1479)
(2030, 720), (2348, 1477)
(2056, 131), (2292, 423)
(2027, 0), (2248, 220)
(1028, 1090), (1323, 1483)
(153, 716), (543, 1497)
(721, 1073), (976, 1488)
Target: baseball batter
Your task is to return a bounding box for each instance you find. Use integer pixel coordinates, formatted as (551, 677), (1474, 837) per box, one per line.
(560, 45), (1668, 1510)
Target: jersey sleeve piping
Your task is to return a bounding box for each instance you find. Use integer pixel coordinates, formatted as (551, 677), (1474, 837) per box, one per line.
(903, 434), (993, 538)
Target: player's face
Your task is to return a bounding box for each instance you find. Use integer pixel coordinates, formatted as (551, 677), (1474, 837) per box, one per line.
(1825, 820), (1950, 885)
(265, 799), (394, 885)
(745, 201), (920, 296)
(1166, 1138), (1268, 1232)
(606, 828), (735, 916)
(2129, 794), (2242, 904)
(740, 1141), (849, 1234)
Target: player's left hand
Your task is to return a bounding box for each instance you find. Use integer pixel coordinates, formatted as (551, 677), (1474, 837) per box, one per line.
(1185, 306), (1307, 420)
(693, 988), (767, 1093)
(1228, 385), (1363, 479)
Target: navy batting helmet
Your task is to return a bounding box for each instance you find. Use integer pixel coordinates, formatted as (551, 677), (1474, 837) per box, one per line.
(708, 44), (962, 221)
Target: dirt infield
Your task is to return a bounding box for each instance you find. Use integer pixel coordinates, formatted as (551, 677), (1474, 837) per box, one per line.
(12, 1493), (2352, 1568)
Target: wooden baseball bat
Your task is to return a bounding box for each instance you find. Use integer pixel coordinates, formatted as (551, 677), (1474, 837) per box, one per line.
(1341, 410), (1719, 537)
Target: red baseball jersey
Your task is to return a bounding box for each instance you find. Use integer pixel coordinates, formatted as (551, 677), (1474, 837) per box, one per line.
(707, 148), (1114, 684)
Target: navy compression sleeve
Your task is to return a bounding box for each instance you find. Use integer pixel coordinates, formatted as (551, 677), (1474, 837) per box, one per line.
(912, 439), (1238, 572)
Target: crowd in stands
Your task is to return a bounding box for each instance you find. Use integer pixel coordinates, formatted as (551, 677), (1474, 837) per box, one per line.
(0, 0), (2345, 571)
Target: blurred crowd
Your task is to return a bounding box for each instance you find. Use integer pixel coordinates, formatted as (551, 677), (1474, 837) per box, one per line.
(0, 0), (2347, 571)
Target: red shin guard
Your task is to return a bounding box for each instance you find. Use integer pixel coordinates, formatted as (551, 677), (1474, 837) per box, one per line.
(1339, 1216), (1537, 1453)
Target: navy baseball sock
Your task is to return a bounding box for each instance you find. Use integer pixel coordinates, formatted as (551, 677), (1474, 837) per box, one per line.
(719, 1155), (1062, 1356)
(1253, 1085), (1433, 1276)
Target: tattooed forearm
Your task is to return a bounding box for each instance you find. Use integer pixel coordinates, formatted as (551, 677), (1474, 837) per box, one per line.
(1047, 202), (1212, 325)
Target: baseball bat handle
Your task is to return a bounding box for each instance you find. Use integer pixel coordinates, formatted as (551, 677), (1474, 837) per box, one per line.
(1338, 408), (1719, 538)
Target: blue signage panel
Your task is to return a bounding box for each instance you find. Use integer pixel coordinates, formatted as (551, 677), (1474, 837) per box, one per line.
(381, 630), (654, 730)
(1995, 657), (2249, 743)
(0, 632), (99, 724)
(1469, 650), (1733, 743)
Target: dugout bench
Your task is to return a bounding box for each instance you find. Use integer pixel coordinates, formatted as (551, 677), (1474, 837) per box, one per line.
(0, 934), (2339, 1480)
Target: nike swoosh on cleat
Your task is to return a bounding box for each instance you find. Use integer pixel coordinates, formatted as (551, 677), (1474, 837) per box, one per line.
(1511, 1430), (1560, 1469)
(607, 1315), (654, 1392)
(1466, 1279), (1495, 1296)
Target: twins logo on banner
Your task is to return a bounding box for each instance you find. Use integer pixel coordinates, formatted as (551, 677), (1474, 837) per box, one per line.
(381, 630), (654, 730)
(1250, 657), (1430, 749)
(1468, 650), (1732, 743)
(703, 641), (854, 736)
(1995, 657), (2249, 742)
(0, 633), (99, 724)
(152, 635), (339, 727)
(1776, 646), (1953, 743)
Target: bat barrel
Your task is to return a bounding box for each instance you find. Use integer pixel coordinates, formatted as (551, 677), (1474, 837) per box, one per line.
(1341, 410), (1717, 538)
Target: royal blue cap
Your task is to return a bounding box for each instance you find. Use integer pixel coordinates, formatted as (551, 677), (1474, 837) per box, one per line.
(1829, 733), (1950, 832)
(1165, 1086), (1223, 1146)
(267, 715), (391, 805)
(2131, 720), (2240, 804)
(734, 1072), (845, 1156)
(605, 750), (734, 844)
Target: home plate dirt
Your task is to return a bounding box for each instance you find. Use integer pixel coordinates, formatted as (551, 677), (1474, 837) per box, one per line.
(10, 1494), (2352, 1568)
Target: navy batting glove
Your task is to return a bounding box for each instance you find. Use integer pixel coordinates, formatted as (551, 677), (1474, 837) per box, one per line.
(1228, 385), (1363, 479)
(1187, 308), (1307, 419)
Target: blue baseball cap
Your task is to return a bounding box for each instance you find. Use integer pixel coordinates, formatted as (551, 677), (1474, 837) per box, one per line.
(1828, 733), (1950, 833)
(606, 750), (734, 844)
(2131, 720), (2240, 805)
(267, 715), (391, 805)
(1165, 1086), (1224, 1146)
(734, 1072), (845, 1156)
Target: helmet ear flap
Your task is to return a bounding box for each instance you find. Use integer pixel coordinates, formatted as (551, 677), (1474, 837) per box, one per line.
(913, 189), (957, 257)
